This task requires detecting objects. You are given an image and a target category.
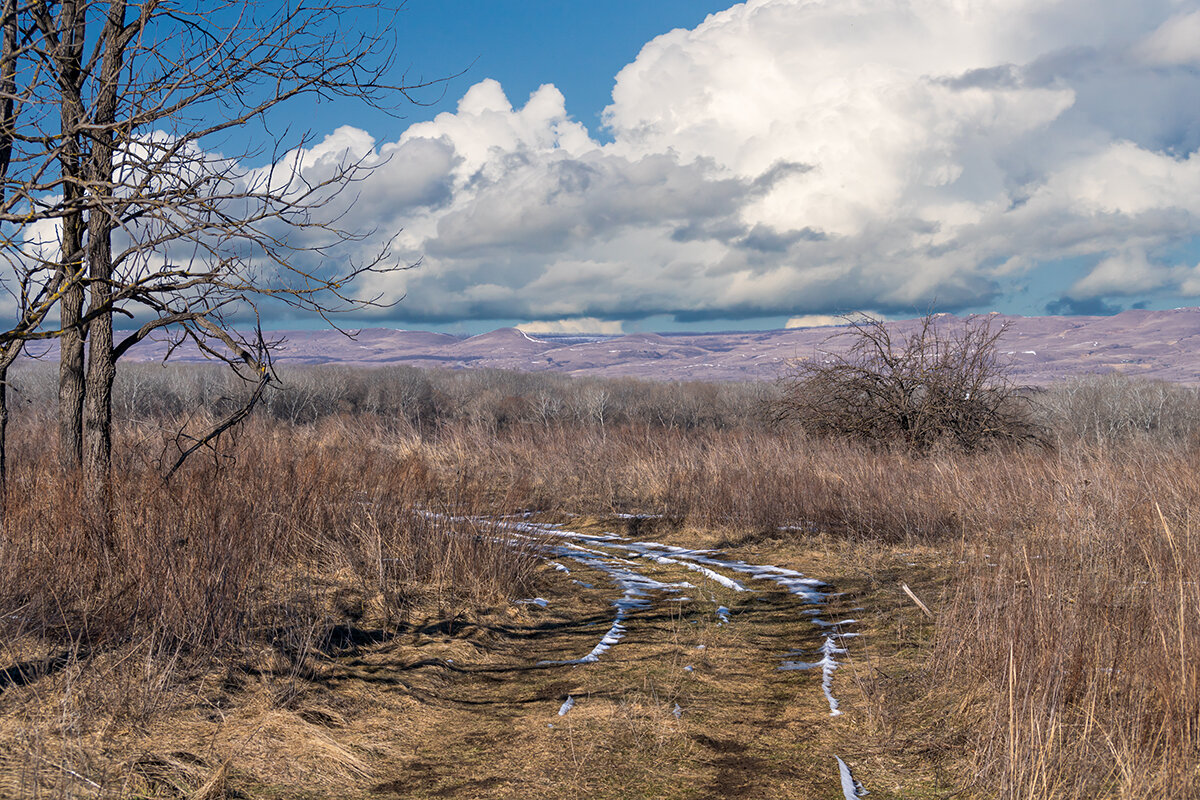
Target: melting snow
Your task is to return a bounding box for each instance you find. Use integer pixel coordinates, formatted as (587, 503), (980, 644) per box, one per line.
(445, 512), (860, 734)
(836, 755), (868, 798)
(639, 552), (748, 591)
(781, 635), (849, 716)
(818, 637), (847, 716)
(538, 556), (691, 666)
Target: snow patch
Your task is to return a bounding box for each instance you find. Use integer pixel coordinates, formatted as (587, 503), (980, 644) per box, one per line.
(836, 755), (868, 798)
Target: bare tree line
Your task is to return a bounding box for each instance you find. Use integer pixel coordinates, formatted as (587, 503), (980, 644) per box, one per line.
(10, 358), (1200, 445)
(1035, 371), (1200, 444)
(6, 361), (779, 431)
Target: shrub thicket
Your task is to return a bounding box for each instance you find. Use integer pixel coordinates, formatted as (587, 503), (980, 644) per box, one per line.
(777, 313), (1044, 450)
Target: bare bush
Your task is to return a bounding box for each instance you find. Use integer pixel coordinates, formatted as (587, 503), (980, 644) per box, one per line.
(0, 414), (538, 672)
(778, 313), (1044, 450)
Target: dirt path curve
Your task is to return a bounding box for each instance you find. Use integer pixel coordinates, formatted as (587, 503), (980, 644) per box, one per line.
(318, 516), (937, 800)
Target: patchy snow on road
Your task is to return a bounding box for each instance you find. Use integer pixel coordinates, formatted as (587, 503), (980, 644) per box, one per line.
(638, 552), (748, 591)
(421, 509), (869, 794)
(536, 552), (693, 666)
(430, 511), (861, 721)
(817, 636), (849, 716)
(836, 755), (868, 798)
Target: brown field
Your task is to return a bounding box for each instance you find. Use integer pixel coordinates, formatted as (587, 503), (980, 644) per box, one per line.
(0, 365), (1197, 798)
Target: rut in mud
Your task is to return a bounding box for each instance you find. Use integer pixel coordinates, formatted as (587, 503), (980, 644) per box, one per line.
(345, 514), (880, 799)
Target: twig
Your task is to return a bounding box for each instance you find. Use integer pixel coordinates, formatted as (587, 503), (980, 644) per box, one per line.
(900, 582), (934, 618)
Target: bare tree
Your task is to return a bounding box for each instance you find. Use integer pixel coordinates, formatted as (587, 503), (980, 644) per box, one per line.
(1037, 373), (1200, 444)
(574, 384), (611, 435)
(777, 312), (1044, 451)
(0, 1), (440, 512)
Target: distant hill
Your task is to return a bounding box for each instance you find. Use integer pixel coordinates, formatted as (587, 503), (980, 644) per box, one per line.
(29, 308), (1200, 384)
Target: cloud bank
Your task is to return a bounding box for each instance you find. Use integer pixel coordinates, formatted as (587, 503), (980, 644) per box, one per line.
(275, 0), (1200, 325)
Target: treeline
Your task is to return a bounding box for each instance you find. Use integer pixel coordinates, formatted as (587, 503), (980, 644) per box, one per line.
(1036, 371), (1200, 443)
(10, 360), (1200, 443)
(9, 362), (780, 432)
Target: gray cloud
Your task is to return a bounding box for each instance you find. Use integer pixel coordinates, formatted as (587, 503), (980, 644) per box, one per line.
(1046, 296), (1124, 316)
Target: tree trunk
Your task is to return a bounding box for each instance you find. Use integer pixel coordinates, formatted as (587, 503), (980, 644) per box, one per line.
(83, 287), (114, 510)
(0, 363), (8, 531)
(55, 0), (86, 473)
(58, 238), (85, 473)
(81, 0), (124, 513)
(83, 197), (115, 507)
(0, 0), (17, 528)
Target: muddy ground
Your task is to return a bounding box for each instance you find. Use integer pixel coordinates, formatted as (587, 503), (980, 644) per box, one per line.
(0, 516), (961, 799)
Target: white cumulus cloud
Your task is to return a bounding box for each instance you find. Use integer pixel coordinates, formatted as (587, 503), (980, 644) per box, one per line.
(261, 0), (1200, 325)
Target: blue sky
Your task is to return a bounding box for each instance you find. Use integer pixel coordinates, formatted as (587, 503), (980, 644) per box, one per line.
(387, 2), (737, 136)
(234, 2), (1200, 333)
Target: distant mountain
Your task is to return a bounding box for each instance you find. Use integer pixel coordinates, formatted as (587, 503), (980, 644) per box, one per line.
(32, 309), (1200, 384)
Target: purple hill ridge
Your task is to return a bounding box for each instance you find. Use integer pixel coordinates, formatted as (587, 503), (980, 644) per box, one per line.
(33, 308), (1200, 384)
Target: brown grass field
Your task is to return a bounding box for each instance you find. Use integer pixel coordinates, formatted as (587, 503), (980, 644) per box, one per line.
(0, 366), (1197, 798)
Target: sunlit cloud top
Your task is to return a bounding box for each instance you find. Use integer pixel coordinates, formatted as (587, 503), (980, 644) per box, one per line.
(263, 0), (1200, 329)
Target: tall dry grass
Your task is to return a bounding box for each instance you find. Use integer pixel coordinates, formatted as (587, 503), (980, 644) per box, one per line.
(932, 442), (1200, 799)
(394, 421), (1049, 541)
(389, 422), (1200, 797)
(0, 413), (538, 793)
(1, 416), (537, 650)
(2, 362), (1198, 797)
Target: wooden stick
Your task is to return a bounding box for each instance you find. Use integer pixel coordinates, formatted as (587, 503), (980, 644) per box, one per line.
(900, 582), (934, 619)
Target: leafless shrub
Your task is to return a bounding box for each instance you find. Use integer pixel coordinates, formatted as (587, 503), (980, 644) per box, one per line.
(0, 414), (538, 696)
(778, 313), (1045, 450)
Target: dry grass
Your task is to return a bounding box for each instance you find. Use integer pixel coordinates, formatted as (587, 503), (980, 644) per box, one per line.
(1, 394), (1197, 797)
(0, 415), (539, 796)
(932, 443), (1200, 799)
(388, 422), (1200, 797)
(390, 421), (1046, 541)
